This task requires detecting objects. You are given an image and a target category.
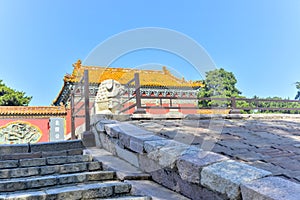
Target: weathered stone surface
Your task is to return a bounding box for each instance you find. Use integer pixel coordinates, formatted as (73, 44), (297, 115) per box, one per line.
(201, 160), (272, 200)
(20, 158), (46, 167)
(0, 143), (29, 154)
(177, 177), (225, 200)
(143, 139), (175, 153)
(241, 177), (300, 200)
(46, 154), (91, 165)
(115, 123), (153, 149)
(126, 180), (190, 200)
(150, 168), (180, 192)
(0, 179), (27, 192)
(0, 160), (18, 169)
(47, 156), (68, 165)
(86, 171), (115, 181)
(95, 119), (117, 132)
(147, 142), (189, 169)
(99, 132), (117, 155)
(58, 173), (86, 184)
(116, 145), (139, 168)
(67, 148), (83, 156)
(10, 167), (40, 178)
(88, 161), (102, 171)
(40, 165), (58, 175)
(177, 147), (228, 183)
(42, 150), (67, 157)
(27, 176), (57, 188)
(46, 185), (82, 200)
(80, 183), (113, 198)
(1, 152), (42, 160)
(0, 169), (10, 179)
(104, 123), (122, 138)
(30, 140), (84, 152)
(112, 182), (132, 194)
(3, 191), (47, 200)
(138, 155), (162, 173)
(129, 135), (165, 153)
(87, 147), (149, 180)
(59, 162), (87, 174)
(67, 154), (92, 163)
(116, 171), (151, 181)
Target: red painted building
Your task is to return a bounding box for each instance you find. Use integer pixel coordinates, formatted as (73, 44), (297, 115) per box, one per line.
(0, 106), (67, 144)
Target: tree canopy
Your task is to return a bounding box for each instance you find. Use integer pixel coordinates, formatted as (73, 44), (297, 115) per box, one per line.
(198, 68), (241, 107)
(295, 82), (300, 100)
(0, 80), (32, 106)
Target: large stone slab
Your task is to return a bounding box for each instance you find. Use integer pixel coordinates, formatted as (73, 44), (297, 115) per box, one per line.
(116, 145), (139, 168)
(0, 160), (18, 169)
(117, 123), (153, 150)
(86, 147), (150, 180)
(146, 141), (189, 169)
(99, 132), (117, 155)
(58, 173), (86, 184)
(104, 123), (122, 138)
(96, 119), (117, 132)
(177, 147), (228, 183)
(130, 135), (165, 153)
(80, 183), (113, 199)
(1, 152), (42, 160)
(143, 139), (176, 153)
(26, 176), (57, 189)
(59, 162), (87, 174)
(241, 177), (300, 200)
(20, 158), (46, 167)
(30, 140), (84, 152)
(10, 167), (40, 178)
(201, 160), (272, 200)
(46, 185), (83, 200)
(0, 190), (47, 200)
(126, 180), (190, 200)
(0, 144), (29, 154)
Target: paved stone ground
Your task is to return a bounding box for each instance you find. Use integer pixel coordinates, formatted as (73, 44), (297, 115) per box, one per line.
(129, 117), (300, 184)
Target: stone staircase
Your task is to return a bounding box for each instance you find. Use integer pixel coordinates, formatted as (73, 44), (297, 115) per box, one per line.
(0, 140), (150, 200)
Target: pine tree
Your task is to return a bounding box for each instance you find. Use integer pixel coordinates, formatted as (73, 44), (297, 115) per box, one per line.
(0, 80), (32, 106)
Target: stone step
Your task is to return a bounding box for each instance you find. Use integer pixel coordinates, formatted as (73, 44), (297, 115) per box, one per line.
(0, 154), (93, 169)
(0, 140), (84, 154)
(85, 148), (150, 181)
(126, 180), (190, 200)
(0, 148), (84, 161)
(0, 181), (132, 200)
(0, 171), (116, 192)
(30, 140), (84, 152)
(0, 161), (102, 179)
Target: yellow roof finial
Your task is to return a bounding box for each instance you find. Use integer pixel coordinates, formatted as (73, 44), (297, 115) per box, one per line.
(162, 66), (170, 75)
(73, 59), (82, 69)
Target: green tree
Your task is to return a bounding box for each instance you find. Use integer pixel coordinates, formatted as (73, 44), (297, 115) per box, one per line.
(295, 82), (300, 100)
(0, 80), (32, 106)
(198, 68), (241, 108)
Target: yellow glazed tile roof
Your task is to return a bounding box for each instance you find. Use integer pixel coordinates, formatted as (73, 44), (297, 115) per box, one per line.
(64, 60), (204, 88)
(0, 106), (67, 118)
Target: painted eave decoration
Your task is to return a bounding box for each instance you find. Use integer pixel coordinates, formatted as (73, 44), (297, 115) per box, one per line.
(0, 106), (67, 118)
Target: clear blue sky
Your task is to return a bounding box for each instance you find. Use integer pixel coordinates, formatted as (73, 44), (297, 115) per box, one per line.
(0, 0), (300, 105)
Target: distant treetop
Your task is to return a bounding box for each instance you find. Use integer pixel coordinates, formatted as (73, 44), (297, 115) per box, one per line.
(0, 80), (32, 106)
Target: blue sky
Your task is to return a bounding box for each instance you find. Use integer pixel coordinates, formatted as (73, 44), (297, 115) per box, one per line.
(0, 0), (300, 105)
